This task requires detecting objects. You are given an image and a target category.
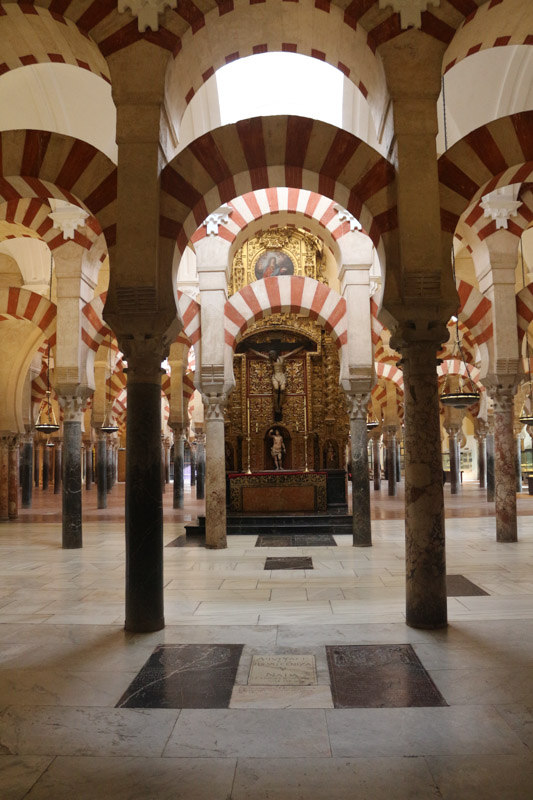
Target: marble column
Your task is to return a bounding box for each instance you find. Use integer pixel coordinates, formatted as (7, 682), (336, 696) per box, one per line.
(21, 435), (33, 509)
(491, 388), (517, 542)
(164, 439), (171, 484)
(107, 442), (114, 492)
(203, 399), (226, 549)
(347, 394), (372, 547)
(385, 428), (397, 496)
(42, 444), (51, 490)
(447, 427), (460, 495)
(393, 336), (447, 630)
(34, 441), (40, 488)
(396, 440), (401, 482)
(97, 432), (107, 509)
(8, 437), (19, 520)
(85, 444), (93, 490)
(124, 345), (165, 632)
(516, 435), (522, 493)
(196, 438), (205, 501)
(372, 434), (381, 491)
(189, 445), (196, 488)
(54, 442), (62, 495)
(0, 438), (8, 521)
(59, 397), (84, 549)
(486, 431), (495, 503)
(476, 434), (486, 489)
(172, 428), (185, 509)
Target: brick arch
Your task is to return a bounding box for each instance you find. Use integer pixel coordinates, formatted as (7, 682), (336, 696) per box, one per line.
(438, 357), (482, 388)
(374, 361), (403, 390)
(0, 198), (102, 252)
(0, 129), (117, 248)
(81, 291), (111, 355)
(443, 0), (532, 75)
(224, 275), (346, 352)
(0, 4), (110, 82)
(516, 283), (533, 343)
(0, 286), (56, 343)
(456, 279), (493, 348)
(176, 290), (201, 347)
(160, 115), (397, 274)
(438, 111), (533, 236)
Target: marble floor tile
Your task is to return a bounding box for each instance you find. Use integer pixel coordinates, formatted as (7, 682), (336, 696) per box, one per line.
(229, 685), (334, 709)
(23, 756), (237, 800)
(163, 709), (331, 757)
(248, 654), (317, 686)
(425, 754), (533, 800)
(429, 666), (533, 705)
(264, 557), (313, 570)
(0, 756), (53, 800)
(231, 756), (439, 800)
(326, 705), (525, 756)
(0, 706), (179, 756)
(495, 704), (533, 749)
(0, 670), (138, 707)
(446, 575), (490, 596)
(116, 644), (243, 709)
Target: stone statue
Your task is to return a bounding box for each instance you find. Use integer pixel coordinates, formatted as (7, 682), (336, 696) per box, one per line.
(251, 346), (304, 416)
(269, 428), (286, 470)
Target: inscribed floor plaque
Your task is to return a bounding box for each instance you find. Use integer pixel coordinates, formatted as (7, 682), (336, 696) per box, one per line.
(265, 557), (313, 570)
(116, 644), (243, 709)
(248, 655), (317, 686)
(256, 535), (337, 547)
(326, 645), (448, 709)
(446, 574), (489, 596)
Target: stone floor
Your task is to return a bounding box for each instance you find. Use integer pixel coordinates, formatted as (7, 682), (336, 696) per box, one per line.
(1, 479), (533, 798)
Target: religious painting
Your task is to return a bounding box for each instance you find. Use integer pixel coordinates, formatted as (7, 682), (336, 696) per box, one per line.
(254, 250), (295, 280)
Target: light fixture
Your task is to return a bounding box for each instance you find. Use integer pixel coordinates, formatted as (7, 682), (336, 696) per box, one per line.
(366, 418), (378, 431)
(519, 236), (533, 424)
(35, 251), (60, 434)
(101, 334), (119, 434)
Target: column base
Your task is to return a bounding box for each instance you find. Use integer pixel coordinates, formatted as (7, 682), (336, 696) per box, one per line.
(205, 542), (227, 550)
(406, 619), (448, 630)
(125, 616), (165, 633)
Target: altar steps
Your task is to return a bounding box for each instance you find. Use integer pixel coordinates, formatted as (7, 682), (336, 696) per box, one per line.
(184, 514), (352, 539)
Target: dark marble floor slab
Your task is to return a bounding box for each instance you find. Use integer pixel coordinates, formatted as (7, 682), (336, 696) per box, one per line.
(116, 644), (243, 709)
(265, 556), (314, 570)
(166, 535), (203, 548)
(256, 535), (337, 547)
(446, 574), (489, 596)
(326, 644), (448, 709)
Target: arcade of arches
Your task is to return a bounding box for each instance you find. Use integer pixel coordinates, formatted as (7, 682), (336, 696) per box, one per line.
(1, 1), (533, 797)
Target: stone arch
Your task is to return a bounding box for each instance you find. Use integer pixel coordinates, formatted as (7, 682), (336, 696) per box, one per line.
(0, 286), (56, 343)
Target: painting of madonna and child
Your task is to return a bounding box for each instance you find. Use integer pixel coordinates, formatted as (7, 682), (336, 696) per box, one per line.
(254, 251), (295, 280)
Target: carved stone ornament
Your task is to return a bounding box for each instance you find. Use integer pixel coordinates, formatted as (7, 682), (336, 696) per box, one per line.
(203, 205), (233, 236)
(480, 185), (522, 230)
(202, 394), (227, 421)
(378, 0), (441, 28)
(58, 395), (86, 423)
(48, 201), (89, 241)
(118, 0), (177, 31)
(334, 204), (362, 232)
(346, 392), (371, 421)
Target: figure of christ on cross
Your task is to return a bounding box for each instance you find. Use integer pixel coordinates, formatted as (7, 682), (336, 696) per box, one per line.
(250, 345), (305, 417)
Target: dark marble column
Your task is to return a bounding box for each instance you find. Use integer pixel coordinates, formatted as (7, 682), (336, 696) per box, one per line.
(486, 431), (495, 503)
(196, 437), (205, 500)
(42, 444), (51, 490)
(34, 441), (40, 488)
(160, 436), (166, 494)
(447, 427), (460, 495)
(114, 446), (119, 485)
(189, 445), (196, 488)
(491, 389), (517, 542)
(97, 432), (107, 509)
(164, 439), (171, 484)
(59, 397), (84, 549)
(347, 394), (372, 547)
(21, 435), (33, 509)
(0, 438), (8, 521)
(172, 428), (185, 509)
(372, 435), (381, 491)
(476, 434), (486, 489)
(107, 442), (114, 492)
(396, 440), (401, 482)
(85, 444), (93, 490)
(54, 442), (62, 495)
(124, 344), (165, 633)
(386, 428), (397, 496)
(392, 333), (447, 630)
(8, 437), (19, 520)
(516, 435), (522, 493)
(204, 399), (227, 549)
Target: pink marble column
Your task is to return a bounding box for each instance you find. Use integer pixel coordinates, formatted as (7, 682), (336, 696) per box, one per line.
(0, 438), (9, 521)
(8, 437), (19, 520)
(393, 335), (447, 630)
(491, 388), (517, 543)
(204, 397), (227, 550)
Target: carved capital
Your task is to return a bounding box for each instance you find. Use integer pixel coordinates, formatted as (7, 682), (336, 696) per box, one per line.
(118, 0), (176, 31)
(202, 205), (233, 235)
(58, 395), (86, 423)
(378, 0), (440, 29)
(334, 204), (362, 232)
(488, 386), (516, 415)
(120, 335), (167, 383)
(480, 185), (522, 231)
(48, 200), (89, 240)
(346, 392), (371, 421)
(202, 394), (227, 421)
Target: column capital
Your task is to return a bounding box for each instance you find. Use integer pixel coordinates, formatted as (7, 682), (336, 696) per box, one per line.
(488, 385), (516, 414)
(58, 395), (86, 423)
(345, 392), (371, 421)
(202, 394), (227, 422)
(121, 335), (167, 383)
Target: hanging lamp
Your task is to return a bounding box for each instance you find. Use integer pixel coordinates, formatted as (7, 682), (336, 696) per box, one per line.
(101, 334), (119, 434)
(518, 236), (533, 424)
(366, 417), (378, 431)
(35, 252), (60, 434)
(438, 74), (480, 411)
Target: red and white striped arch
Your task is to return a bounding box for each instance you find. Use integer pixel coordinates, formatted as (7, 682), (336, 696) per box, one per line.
(224, 276), (347, 351)
(438, 357), (482, 388)
(0, 286), (56, 344)
(0, 4), (110, 82)
(374, 361), (403, 389)
(160, 116), (397, 264)
(439, 111), (533, 236)
(0, 130), (117, 247)
(176, 290), (200, 346)
(456, 279), (493, 347)
(516, 283), (533, 343)
(443, 0), (532, 75)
